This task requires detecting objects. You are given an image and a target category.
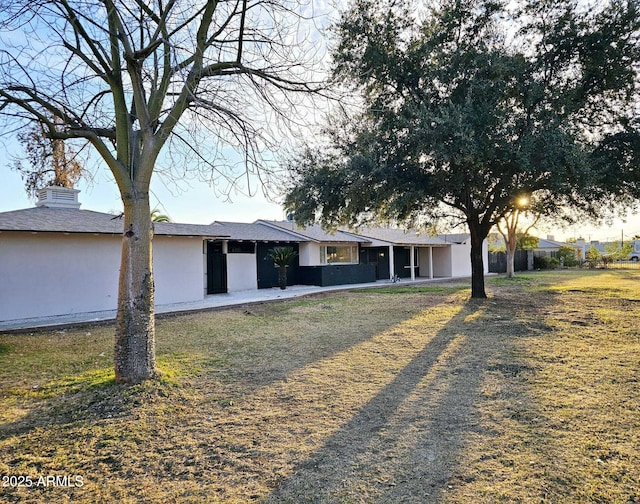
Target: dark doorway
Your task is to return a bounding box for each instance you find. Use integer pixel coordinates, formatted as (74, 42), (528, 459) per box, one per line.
(393, 246), (419, 278)
(207, 241), (227, 294)
(360, 247), (391, 280)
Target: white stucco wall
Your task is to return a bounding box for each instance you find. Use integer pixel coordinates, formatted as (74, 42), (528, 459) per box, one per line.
(447, 240), (490, 277)
(0, 232), (121, 320)
(432, 247), (452, 277)
(418, 247), (432, 277)
(226, 253), (257, 291)
(153, 236), (205, 305)
(450, 243), (472, 277)
(298, 242), (320, 266)
(0, 232), (207, 321)
(484, 240), (489, 274)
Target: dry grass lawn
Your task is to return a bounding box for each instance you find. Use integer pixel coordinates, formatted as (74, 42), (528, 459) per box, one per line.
(0, 270), (638, 503)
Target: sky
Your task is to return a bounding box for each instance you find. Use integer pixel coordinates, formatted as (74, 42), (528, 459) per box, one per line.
(0, 0), (638, 242)
(3, 139), (637, 242)
(0, 147), (288, 224)
(0, 0), (334, 225)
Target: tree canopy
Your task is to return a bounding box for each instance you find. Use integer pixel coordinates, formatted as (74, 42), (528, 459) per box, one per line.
(284, 0), (640, 298)
(13, 116), (84, 199)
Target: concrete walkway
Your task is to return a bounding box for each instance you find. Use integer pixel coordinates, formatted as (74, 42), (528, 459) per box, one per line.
(0, 277), (472, 332)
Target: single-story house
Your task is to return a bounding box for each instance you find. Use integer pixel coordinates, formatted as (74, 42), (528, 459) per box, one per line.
(257, 220), (377, 286)
(0, 187), (487, 323)
(259, 222), (487, 282)
(0, 187), (230, 321)
(338, 227), (482, 281)
(530, 235), (568, 258)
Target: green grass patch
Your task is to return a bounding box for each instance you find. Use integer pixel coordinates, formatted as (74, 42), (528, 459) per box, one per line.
(351, 285), (469, 294)
(32, 367), (115, 399)
(487, 274), (536, 287)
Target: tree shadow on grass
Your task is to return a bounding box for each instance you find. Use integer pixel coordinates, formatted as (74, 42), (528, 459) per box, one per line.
(261, 295), (551, 504)
(0, 291), (456, 443)
(174, 290), (472, 392)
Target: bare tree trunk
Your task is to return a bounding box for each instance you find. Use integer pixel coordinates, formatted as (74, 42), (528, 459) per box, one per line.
(114, 188), (157, 383)
(469, 224), (487, 299)
(278, 266), (288, 290)
(498, 208), (538, 279)
(505, 227), (517, 278)
(0, 0), (327, 384)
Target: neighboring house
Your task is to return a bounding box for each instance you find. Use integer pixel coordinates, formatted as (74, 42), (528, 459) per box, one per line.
(531, 235), (567, 257)
(0, 188), (487, 323)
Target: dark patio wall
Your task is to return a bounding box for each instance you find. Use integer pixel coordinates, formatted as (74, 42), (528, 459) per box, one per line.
(256, 242), (300, 289)
(298, 264), (376, 287)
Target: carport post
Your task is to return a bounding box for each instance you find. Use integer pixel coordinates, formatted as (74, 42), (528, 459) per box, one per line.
(429, 246), (434, 279)
(388, 245), (395, 280)
(410, 245), (416, 281)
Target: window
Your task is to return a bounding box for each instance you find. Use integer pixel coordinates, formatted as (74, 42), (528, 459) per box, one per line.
(320, 245), (358, 264)
(228, 241), (255, 254)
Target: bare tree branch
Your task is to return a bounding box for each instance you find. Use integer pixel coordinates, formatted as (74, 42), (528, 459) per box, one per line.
(0, 0), (328, 382)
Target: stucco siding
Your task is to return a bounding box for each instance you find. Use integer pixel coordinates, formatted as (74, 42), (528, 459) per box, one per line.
(226, 253), (257, 291)
(450, 243), (471, 277)
(432, 247), (452, 277)
(153, 237), (205, 305)
(0, 232), (121, 320)
(447, 241), (489, 277)
(0, 233), (207, 321)
(298, 242), (319, 266)
(418, 247), (432, 277)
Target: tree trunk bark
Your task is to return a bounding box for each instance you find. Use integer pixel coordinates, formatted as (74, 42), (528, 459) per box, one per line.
(114, 189), (157, 383)
(505, 228), (517, 278)
(506, 250), (515, 277)
(469, 224), (488, 299)
(278, 266), (288, 290)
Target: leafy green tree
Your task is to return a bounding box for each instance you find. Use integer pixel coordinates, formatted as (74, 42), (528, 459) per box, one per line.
(557, 246), (579, 267)
(604, 241), (633, 260)
(487, 233), (506, 253)
(518, 235), (540, 251)
(0, 0), (324, 383)
(585, 246), (603, 269)
(267, 247), (298, 290)
(284, 0), (640, 298)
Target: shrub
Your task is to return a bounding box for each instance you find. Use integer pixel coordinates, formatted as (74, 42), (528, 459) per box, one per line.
(584, 246), (602, 269)
(534, 256), (559, 270)
(267, 247), (298, 290)
(557, 246), (579, 267)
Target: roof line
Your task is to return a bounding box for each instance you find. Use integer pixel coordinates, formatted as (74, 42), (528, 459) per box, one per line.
(255, 219), (318, 242)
